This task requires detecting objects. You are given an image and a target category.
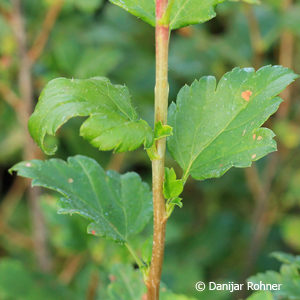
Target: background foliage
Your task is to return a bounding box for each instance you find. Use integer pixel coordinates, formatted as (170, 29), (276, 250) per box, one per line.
(0, 0), (300, 299)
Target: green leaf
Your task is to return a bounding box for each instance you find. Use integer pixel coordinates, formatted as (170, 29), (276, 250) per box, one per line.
(10, 155), (153, 243)
(248, 252), (300, 300)
(109, 0), (226, 30)
(105, 264), (196, 300)
(109, 0), (155, 27)
(106, 264), (146, 299)
(155, 121), (173, 140)
(163, 167), (183, 199)
(75, 48), (123, 79)
(271, 252), (300, 268)
(41, 195), (89, 253)
(146, 143), (160, 161)
(280, 216), (300, 251)
(169, 197), (183, 208)
(167, 66), (298, 181)
(0, 259), (74, 300)
(72, 0), (103, 13)
(230, 0), (260, 4)
(161, 292), (197, 300)
(141, 236), (153, 266)
(164, 168), (183, 217)
(29, 77), (153, 155)
(167, 0), (226, 30)
(246, 291), (273, 300)
(165, 197), (183, 218)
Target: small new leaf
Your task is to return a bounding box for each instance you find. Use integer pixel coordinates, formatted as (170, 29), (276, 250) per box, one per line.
(168, 66), (298, 181)
(29, 77), (153, 155)
(141, 236), (153, 267)
(146, 143), (160, 161)
(155, 121), (173, 140)
(10, 155), (153, 244)
(163, 168), (183, 199)
(166, 197), (183, 218)
(171, 197), (183, 208)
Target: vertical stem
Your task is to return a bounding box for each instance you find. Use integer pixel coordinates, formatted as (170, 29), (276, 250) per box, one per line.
(243, 4), (264, 69)
(238, 2), (294, 296)
(147, 1), (169, 299)
(278, 0), (294, 118)
(11, 0), (52, 272)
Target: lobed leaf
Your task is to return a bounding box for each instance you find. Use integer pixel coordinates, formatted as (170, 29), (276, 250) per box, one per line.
(271, 252), (300, 268)
(167, 0), (226, 30)
(10, 155), (153, 243)
(248, 261), (300, 300)
(109, 0), (155, 27)
(109, 0), (226, 30)
(29, 77), (153, 155)
(107, 264), (146, 299)
(106, 264), (197, 300)
(167, 66), (298, 181)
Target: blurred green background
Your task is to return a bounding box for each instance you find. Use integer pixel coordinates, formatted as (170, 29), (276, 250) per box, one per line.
(0, 0), (300, 299)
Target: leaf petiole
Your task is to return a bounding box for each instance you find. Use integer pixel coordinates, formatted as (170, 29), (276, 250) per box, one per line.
(125, 242), (149, 280)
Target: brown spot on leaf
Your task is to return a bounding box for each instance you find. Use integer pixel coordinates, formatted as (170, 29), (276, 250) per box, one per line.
(257, 136), (263, 141)
(241, 90), (252, 102)
(253, 134), (256, 140)
(251, 154), (257, 159)
(91, 230), (96, 235)
(26, 163), (31, 167)
(68, 178), (74, 183)
(109, 275), (116, 282)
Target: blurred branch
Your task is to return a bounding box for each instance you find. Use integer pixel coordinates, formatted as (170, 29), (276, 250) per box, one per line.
(0, 177), (26, 224)
(0, 81), (22, 110)
(86, 270), (100, 300)
(240, 2), (286, 286)
(59, 254), (85, 284)
(107, 153), (126, 171)
(278, 0), (294, 118)
(242, 154), (278, 280)
(243, 0), (297, 274)
(243, 3), (264, 69)
(242, 3), (270, 281)
(11, 0), (52, 272)
(0, 5), (13, 24)
(244, 164), (265, 203)
(28, 0), (64, 64)
(241, 0), (295, 278)
(0, 219), (33, 250)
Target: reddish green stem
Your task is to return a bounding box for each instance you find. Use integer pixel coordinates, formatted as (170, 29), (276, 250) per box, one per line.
(147, 1), (170, 299)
